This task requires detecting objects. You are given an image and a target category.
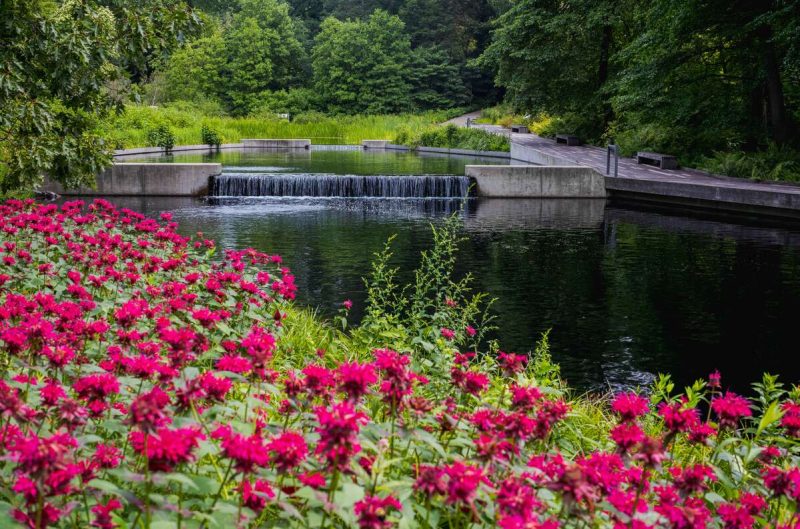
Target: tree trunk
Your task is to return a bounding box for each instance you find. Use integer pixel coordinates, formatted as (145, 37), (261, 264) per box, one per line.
(598, 24), (614, 129)
(761, 27), (794, 144)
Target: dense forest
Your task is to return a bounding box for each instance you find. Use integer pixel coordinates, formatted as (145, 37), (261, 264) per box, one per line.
(1, 0), (800, 191)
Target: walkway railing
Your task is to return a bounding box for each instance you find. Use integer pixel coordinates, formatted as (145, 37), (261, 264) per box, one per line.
(606, 144), (620, 177)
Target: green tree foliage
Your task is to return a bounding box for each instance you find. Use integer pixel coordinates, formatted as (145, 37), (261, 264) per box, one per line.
(163, 0), (307, 115)
(0, 0), (200, 193)
(0, 0), (119, 193)
(482, 0), (800, 161)
(163, 33), (226, 103)
(312, 10), (413, 114)
(409, 46), (469, 110)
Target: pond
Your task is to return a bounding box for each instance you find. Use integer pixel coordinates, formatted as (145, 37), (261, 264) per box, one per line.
(108, 148), (800, 392)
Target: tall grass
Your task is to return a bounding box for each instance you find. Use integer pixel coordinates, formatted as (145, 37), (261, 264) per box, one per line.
(104, 102), (464, 149)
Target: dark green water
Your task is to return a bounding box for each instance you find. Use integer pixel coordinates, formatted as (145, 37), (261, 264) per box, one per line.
(110, 149), (800, 392)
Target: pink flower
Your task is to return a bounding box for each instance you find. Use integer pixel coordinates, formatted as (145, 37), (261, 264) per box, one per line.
(465, 325), (477, 337)
(91, 498), (122, 529)
(498, 352), (527, 376)
(336, 361), (377, 402)
(610, 422), (645, 452)
(443, 461), (490, 505)
(441, 328), (455, 340)
(129, 427), (204, 472)
(781, 401), (800, 437)
(711, 392), (752, 429)
(266, 431), (308, 472)
(342, 299), (353, 310)
(314, 401), (368, 470)
(354, 495), (401, 529)
(220, 432), (269, 473)
(241, 479), (274, 513)
(708, 370), (722, 389)
(659, 400), (699, 434)
(611, 393), (649, 422)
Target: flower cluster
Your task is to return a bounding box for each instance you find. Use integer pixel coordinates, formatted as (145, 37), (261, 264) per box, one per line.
(1, 199), (799, 529)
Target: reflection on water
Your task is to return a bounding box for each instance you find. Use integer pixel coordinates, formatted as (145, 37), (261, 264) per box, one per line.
(102, 194), (800, 392)
(120, 147), (509, 175)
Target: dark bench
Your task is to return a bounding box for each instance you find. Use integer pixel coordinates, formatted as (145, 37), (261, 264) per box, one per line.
(636, 151), (679, 170)
(511, 124), (529, 133)
(555, 134), (581, 146)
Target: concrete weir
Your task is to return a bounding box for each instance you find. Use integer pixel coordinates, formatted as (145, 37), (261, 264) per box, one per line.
(467, 165), (606, 198)
(241, 139), (310, 149)
(362, 140), (389, 149)
(43, 163), (222, 196)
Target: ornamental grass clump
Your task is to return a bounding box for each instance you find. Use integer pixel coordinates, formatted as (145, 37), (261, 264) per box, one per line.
(3, 199), (800, 529)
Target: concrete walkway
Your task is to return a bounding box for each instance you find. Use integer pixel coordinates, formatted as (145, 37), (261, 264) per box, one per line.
(456, 113), (800, 215)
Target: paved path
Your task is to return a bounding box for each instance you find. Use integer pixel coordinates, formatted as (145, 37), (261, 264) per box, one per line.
(507, 133), (800, 196)
(450, 113), (800, 212)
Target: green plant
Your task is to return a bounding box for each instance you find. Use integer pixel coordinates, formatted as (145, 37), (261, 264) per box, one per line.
(201, 124), (222, 148)
(145, 124), (176, 152)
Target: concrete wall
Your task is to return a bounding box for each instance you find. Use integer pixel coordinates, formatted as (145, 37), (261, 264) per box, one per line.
(606, 176), (800, 217)
(362, 140), (389, 149)
(510, 142), (576, 165)
(241, 139), (310, 149)
(386, 144), (511, 159)
(42, 163), (222, 196)
(466, 165), (606, 198)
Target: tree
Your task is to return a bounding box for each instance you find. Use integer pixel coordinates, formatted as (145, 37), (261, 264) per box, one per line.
(612, 0), (798, 154)
(162, 0), (307, 115)
(312, 10), (413, 114)
(408, 46), (470, 110)
(0, 0), (201, 193)
(480, 0), (628, 140)
(163, 33), (226, 103)
(0, 0), (119, 193)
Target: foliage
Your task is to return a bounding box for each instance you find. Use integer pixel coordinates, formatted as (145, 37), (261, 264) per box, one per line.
(4, 198), (800, 529)
(104, 103), (462, 148)
(161, 0), (307, 115)
(397, 124), (510, 151)
(201, 124), (223, 148)
(480, 0), (800, 180)
(0, 0), (199, 193)
(145, 125), (176, 152)
(312, 11), (413, 115)
(700, 146), (800, 183)
(0, 0), (117, 193)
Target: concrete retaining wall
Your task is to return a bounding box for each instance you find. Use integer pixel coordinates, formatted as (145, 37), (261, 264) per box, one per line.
(241, 139), (310, 149)
(42, 163), (222, 196)
(385, 144), (511, 159)
(114, 144), (243, 157)
(467, 165), (606, 198)
(362, 140), (390, 149)
(606, 176), (800, 217)
(510, 142), (576, 165)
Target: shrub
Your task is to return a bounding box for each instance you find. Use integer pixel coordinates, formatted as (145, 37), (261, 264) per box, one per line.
(399, 123), (510, 152)
(700, 145), (800, 182)
(201, 124), (223, 148)
(145, 124), (176, 152)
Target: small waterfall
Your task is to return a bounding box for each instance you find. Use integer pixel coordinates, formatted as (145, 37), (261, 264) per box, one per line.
(212, 173), (473, 198)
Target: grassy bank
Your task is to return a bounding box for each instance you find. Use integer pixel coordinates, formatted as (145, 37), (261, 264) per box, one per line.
(104, 103), (466, 149)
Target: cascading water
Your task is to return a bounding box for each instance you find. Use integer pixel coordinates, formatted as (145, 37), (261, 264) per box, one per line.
(211, 173), (473, 198)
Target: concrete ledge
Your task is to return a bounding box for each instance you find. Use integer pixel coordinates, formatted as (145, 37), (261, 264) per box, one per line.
(510, 142), (576, 165)
(42, 163), (222, 196)
(385, 143), (511, 159)
(606, 177), (800, 217)
(466, 165), (605, 198)
(241, 139), (310, 149)
(362, 140), (389, 149)
(114, 144), (243, 157)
